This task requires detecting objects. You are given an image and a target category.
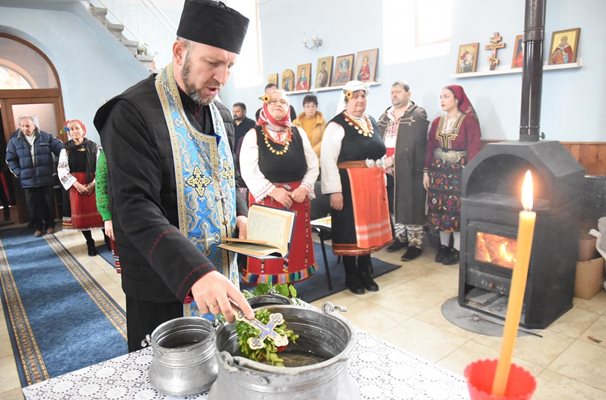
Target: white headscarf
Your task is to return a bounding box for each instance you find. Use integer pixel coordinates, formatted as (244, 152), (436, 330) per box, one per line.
(335, 80), (369, 114)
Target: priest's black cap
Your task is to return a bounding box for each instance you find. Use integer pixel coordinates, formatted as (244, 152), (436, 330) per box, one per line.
(177, 0), (249, 54)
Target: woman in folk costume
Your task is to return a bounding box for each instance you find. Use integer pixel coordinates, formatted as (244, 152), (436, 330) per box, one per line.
(320, 80), (392, 294)
(58, 119), (105, 256)
(240, 89), (319, 284)
(423, 84), (482, 265)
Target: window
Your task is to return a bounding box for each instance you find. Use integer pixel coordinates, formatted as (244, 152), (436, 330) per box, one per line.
(0, 65), (32, 89)
(226, 0), (263, 88)
(382, 0), (454, 64)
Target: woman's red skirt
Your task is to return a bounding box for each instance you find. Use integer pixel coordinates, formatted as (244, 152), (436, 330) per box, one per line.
(241, 181), (315, 284)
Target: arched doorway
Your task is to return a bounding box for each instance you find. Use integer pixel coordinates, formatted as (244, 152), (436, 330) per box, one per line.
(0, 33), (66, 224)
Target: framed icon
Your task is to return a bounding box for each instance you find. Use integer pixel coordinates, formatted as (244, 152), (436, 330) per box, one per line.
(314, 56), (333, 88)
(548, 28), (580, 65)
(331, 54), (354, 86)
(281, 69), (295, 92)
(456, 43), (479, 73)
(295, 63), (311, 91)
(354, 48), (379, 82)
(511, 35), (524, 69)
(267, 73), (278, 86)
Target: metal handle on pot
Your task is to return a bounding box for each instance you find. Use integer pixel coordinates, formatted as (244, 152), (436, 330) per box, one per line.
(322, 302), (347, 314)
(140, 334), (151, 348)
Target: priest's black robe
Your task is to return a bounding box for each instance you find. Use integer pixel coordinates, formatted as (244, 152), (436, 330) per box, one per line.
(94, 74), (246, 305)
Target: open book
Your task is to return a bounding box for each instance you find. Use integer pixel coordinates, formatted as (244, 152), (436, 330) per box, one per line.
(219, 204), (296, 259)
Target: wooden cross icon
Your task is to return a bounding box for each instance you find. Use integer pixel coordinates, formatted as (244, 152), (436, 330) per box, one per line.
(237, 311), (289, 350)
(485, 32), (506, 70)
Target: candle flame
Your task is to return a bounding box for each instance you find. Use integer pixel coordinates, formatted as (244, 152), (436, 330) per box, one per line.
(521, 170), (533, 211)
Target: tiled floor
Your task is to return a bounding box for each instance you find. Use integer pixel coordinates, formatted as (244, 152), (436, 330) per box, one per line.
(1, 229), (605, 399)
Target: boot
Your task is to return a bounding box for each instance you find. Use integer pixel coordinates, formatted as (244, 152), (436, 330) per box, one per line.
(401, 246), (422, 261)
(442, 249), (460, 265)
(87, 239), (98, 257)
(386, 240), (408, 252)
(435, 245), (450, 263)
(357, 257), (379, 292)
(344, 257), (364, 295)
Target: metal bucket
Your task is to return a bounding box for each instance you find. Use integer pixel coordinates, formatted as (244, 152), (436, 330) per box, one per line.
(247, 294), (292, 308)
(208, 304), (360, 400)
(142, 317), (217, 396)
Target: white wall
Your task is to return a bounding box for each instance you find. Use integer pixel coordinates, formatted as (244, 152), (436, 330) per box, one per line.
(222, 0), (605, 142)
(0, 0), (148, 143)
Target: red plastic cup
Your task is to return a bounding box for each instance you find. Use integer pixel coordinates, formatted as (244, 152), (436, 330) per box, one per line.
(464, 359), (536, 400)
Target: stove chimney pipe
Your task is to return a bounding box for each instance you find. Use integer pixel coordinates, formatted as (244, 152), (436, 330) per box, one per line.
(519, 0), (546, 141)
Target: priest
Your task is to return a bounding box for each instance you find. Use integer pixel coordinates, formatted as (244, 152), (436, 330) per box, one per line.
(94, 0), (254, 352)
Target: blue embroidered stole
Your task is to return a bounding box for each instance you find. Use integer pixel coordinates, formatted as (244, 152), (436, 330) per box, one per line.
(155, 65), (239, 288)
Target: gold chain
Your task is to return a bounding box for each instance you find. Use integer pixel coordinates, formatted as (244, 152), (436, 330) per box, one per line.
(344, 113), (374, 137)
(262, 126), (291, 156)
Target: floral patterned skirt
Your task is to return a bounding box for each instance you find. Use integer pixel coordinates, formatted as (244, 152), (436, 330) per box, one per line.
(427, 157), (465, 232)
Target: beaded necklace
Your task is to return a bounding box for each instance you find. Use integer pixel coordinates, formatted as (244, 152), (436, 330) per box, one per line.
(344, 112), (374, 137)
(262, 125), (292, 156)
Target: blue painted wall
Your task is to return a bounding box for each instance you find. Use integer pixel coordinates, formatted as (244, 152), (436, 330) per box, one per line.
(1, 0), (603, 142)
(222, 0), (605, 142)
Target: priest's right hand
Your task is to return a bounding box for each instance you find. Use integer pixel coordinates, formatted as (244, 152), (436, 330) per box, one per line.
(191, 271), (254, 322)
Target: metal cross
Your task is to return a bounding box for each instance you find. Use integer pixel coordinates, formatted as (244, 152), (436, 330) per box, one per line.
(236, 312), (289, 350)
(485, 32), (506, 70)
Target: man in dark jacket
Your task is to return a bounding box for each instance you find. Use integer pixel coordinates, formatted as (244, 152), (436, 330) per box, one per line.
(377, 81), (429, 261)
(6, 115), (63, 236)
(94, 0), (254, 352)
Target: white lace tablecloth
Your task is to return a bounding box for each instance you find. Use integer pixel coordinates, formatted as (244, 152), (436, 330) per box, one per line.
(22, 331), (468, 400)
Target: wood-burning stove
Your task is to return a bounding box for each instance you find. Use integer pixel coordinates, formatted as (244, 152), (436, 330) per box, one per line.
(459, 141), (584, 329)
(458, 0), (586, 329)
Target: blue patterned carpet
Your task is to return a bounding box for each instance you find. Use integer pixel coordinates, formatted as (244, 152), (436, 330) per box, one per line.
(0, 229), (127, 387)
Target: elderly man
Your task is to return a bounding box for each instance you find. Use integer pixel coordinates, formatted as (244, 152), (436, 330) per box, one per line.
(94, 0), (254, 352)
(377, 81), (429, 261)
(6, 115), (63, 236)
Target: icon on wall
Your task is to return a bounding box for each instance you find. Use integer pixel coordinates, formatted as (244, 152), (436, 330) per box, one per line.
(314, 56), (333, 88)
(548, 28), (580, 65)
(331, 54), (354, 86)
(354, 48), (379, 82)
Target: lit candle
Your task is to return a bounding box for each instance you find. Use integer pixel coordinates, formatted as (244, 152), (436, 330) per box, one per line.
(492, 170), (536, 396)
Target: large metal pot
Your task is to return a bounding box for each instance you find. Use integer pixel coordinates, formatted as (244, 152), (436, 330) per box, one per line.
(208, 304), (360, 400)
(142, 317), (217, 396)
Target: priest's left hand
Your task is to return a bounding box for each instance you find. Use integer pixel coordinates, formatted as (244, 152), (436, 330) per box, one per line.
(191, 271), (254, 322)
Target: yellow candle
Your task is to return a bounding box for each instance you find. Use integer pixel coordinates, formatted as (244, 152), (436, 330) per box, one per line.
(492, 170), (536, 396)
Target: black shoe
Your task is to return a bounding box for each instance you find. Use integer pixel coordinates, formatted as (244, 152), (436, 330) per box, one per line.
(386, 240), (408, 252)
(346, 277), (365, 295)
(401, 246), (422, 261)
(435, 245), (450, 263)
(358, 266), (379, 292)
(345, 266), (365, 295)
(442, 249), (460, 265)
(87, 240), (98, 257)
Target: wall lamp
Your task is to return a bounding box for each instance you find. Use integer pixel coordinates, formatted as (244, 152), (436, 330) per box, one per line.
(303, 33), (323, 49)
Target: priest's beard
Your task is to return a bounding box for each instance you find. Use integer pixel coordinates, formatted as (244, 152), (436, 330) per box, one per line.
(181, 52), (221, 106)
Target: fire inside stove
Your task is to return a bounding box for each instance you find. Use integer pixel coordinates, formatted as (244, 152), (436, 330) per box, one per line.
(474, 232), (517, 269)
